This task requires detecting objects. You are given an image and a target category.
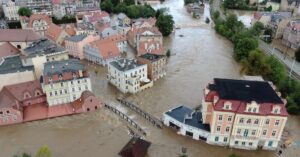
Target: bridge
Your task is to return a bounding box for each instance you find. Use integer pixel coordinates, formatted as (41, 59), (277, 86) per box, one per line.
(104, 103), (147, 136)
(117, 98), (163, 129)
(175, 23), (203, 29)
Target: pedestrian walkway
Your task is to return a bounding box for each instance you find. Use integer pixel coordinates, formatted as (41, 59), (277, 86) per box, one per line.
(259, 40), (300, 80)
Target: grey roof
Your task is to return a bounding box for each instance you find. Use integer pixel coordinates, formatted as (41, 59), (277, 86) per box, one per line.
(65, 34), (87, 42)
(24, 39), (66, 57)
(208, 78), (283, 104)
(165, 106), (210, 131)
(0, 55), (34, 74)
(44, 59), (86, 76)
(110, 58), (143, 72)
(117, 13), (128, 20)
(271, 12), (292, 22)
(139, 53), (165, 62)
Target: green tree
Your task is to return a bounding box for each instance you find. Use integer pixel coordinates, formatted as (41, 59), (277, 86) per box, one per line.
(234, 37), (258, 60)
(240, 50), (271, 76)
(250, 22), (264, 36)
(212, 11), (220, 20)
(35, 146), (51, 157)
(18, 7), (32, 17)
(265, 56), (286, 84)
(295, 47), (300, 62)
(156, 13), (174, 36)
(101, 0), (114, 13)
(113, 2), (127, 13)
(124, 0), (135, 5)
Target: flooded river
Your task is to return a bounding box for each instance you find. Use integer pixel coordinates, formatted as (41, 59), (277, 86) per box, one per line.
(0, 0), (299, 157)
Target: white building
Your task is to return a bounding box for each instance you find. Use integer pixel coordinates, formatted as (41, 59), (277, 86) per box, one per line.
(2, 0), (20, 21)
(162, 106), (211, 141)
(107, 58), (153, 94)
(41, 59), (92, 106)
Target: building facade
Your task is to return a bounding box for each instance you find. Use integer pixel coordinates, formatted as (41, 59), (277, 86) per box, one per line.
(163, 78), (288, 151)
(107, 58), (153, 94)
(20, 14), (53, 36)
(83, 36), (123, 66)
(137, 53), (167, 82)
(2, 0), (20, 21)
(282, 20), (300, 50)
(41, 59), (92, 106)
(64, 34), (99, 59)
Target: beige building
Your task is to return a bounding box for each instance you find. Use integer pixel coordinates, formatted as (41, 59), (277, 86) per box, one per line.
(20, 14), (53, 36)
(202, 78), (288, 150)
(42, 59), (92, 106)
(2, 0), (20, 21)
(137, 53), (167, 82)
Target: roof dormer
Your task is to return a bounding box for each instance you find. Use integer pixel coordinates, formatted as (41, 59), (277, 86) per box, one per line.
(272, 105), (281, 114)
(246, 101), (259, 113)
(223, 101), (232, 110)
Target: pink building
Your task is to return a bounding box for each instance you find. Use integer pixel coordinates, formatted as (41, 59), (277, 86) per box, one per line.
(202, 78), (288, 150)
(0, 79), (102, 126)
(64, 34), (99, 59)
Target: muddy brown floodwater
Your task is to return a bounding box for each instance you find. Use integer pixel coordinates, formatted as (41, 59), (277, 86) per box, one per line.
(1, 1), (300, 157)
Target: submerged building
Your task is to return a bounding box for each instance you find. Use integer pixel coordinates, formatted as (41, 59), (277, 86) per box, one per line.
(163, 78), (288, 150)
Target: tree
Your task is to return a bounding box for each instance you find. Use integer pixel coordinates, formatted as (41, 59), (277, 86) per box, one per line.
(101, 0), (114, 13)
(18, 7), (32, 17)
(234, 37), (258, 60)
(35, 146), (51, 157)
(295, 47), (300, 62)
(124, 0), (135, 5)
(212, 11), (220, 20)
(113, 2), (127, 13)
(240, 50), (271, 76)
(250, 22), (264, 36)
(265, 56), (286, 84)
(156, 13), (174, 36)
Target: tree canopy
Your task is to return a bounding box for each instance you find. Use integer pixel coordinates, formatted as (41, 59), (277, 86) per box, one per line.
(35, 146), (51, 157)
(18, 7), (32, 17)
(156, 13), (174, 36)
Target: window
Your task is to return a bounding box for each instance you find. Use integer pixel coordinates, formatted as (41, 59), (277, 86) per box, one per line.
(218, 115), (223, 121)
(50, 92), (52, 96)
(78, 80), (80, 84)
(274, 108), (279, 114)
(268, 141), (273, 147)
(54, 91), (57, 96)
(71, 81), (73, 85)
(235, 141), (239, 145)
(0, 111), (2, 114)
(225, 105), (230, 109)
(237, 129), (241, 134)
(248, 107), (252, 112)
(253, 108), (257, 112)
(226, 127), (230, 132)
(263, 130), (267, 136)
(224, 137), (228, 142)
(78, 87), (81, 91)
(275, 120), (280, 126)
(6, 110), (9, 114)
(61, 82), (64, 87)
(251, 130), (256, 136)
(64, 89), (67, 94)
(217, 126), (221, 131)
(265, 119), (270, 125)
(228, 116), (232, 121)
(254, 119), (259, 124)
(239, 118), (244, 123)
(243, 129), (249, 137)
(247, 119), (251, 124)
(59, 90), (62, 95)
(242, 142), (246, 146)
(272, 131), (276, 136)
(72, 88), (75, 92)
(215, 136), (219, 142)
(85, 85), (88, 90)
(249, 142), (253, 146)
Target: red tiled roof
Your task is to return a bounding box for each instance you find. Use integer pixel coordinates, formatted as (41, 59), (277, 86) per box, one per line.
(27, 14), (53, 28)
(72, 90), (95, 110)
(89, 37), (121, 60)
(0, 42), (20, 61)
(46, 24), (64, 41)
(0, 29), (41, 42)
(86, 11), (109, 23)
(206, 90), (288, 116)
(119, 137), (151, 157)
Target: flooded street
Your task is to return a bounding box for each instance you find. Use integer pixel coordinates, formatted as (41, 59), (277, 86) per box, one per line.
(0, 0), (299, 157)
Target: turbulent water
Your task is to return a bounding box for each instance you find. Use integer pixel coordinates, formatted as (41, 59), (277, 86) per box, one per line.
(0, 1), (299, 157)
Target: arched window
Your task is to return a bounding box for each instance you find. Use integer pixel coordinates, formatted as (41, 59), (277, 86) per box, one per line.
(247, 119), (251, 124)
(254, 119), (259, 124)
